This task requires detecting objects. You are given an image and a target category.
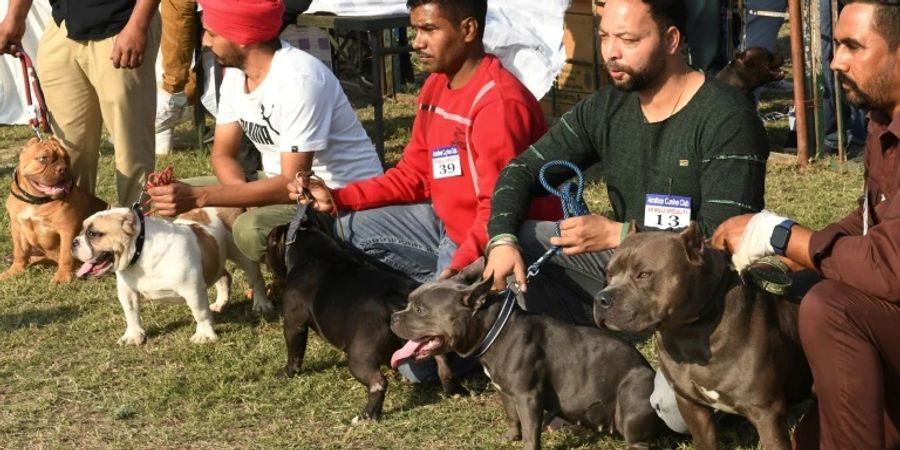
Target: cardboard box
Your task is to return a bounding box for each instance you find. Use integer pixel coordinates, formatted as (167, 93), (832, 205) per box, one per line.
(568, 0), (596, 15)
(539, 88), (593, 116)
(280, 25), (332, 66)
(556, 63), (599, 92)
(563, 13), (597, 63)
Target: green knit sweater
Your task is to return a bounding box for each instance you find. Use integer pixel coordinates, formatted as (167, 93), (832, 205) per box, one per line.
(488, 77), (769, 240)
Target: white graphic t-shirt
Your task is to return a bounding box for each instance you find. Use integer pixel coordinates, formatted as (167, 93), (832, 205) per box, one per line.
(217, 42), (383, 187)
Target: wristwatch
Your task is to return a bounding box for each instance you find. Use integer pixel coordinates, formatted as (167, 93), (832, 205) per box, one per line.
(769, 220), (796, 256)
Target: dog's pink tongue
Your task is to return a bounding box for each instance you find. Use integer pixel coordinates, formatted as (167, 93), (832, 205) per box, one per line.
(76, 261), (95, 278)
(391, 340), (423, 369)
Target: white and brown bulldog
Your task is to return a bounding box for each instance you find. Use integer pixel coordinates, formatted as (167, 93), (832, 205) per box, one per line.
(2, 137), (107, 283)
(73, 206), (273, 345)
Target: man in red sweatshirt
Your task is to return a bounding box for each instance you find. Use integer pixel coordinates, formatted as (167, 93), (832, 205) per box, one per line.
(290, 0), (558, 282)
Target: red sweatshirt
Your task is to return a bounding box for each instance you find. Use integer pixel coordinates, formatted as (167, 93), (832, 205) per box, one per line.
(333, 54), (561, 271)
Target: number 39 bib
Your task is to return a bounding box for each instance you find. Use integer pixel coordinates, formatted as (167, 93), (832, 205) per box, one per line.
(644, 194), (692, 229)
(432, 145), (463, 179)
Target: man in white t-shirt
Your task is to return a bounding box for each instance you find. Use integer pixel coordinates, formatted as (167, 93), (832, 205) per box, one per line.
(148, 0), (383, 262)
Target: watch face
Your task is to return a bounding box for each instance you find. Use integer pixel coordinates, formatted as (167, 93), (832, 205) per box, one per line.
(771, 225), (791, 250)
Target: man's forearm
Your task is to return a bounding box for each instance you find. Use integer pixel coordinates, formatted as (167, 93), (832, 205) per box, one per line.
(125, 0), (159, 32)
(198, 175), (294, 208)
(211, 154), (250, 185)
(4, 0), (32, 23)
(785, 225), (815, 270)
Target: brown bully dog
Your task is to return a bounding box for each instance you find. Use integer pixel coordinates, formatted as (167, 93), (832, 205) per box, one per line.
(2, 137), (107, 283)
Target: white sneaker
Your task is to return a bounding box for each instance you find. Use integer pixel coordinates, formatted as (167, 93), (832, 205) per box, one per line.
(155, 128), (174, 155)
(156, 89), (190, 133)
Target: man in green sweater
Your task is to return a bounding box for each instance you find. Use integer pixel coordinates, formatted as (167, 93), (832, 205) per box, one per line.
(483, 0), (769, 433)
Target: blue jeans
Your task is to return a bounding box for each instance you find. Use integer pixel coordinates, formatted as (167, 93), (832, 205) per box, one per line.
(338, 203), (456, 284)
(741, 0), (787, 52)
(685, 0), (724, 72)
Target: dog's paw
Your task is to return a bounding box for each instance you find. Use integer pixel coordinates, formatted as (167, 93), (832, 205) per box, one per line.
(442, 382), (470, 398)
(51, 270), (74, 284)
(252, 298), (275, 317)
(208, 301), (226, 313)
(503, 427), (522, 441)
(0, 266), (25, 281)
(118, 329), (146, 346)
(190, 329), (219, 344)
(350, 414), (377, 426)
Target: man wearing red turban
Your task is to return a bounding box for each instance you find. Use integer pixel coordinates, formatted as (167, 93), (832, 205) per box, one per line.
(148, 0), (384, 267)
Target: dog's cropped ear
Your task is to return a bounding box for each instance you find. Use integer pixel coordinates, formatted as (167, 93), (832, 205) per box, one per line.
(461, 274), (493, 310)
(121, 212), (136, 235)
(265, 224), (288, 279)
(452, 257), (486, 284)
(679, 221), (704, 264)
(22, 137), (39, 152)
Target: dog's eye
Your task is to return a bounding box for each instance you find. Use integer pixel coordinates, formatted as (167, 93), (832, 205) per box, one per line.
(636, 271), (652, 280)
(37, 156), (49, 164)
(415, 305), (427, 315)
(87, 230), (103, 239)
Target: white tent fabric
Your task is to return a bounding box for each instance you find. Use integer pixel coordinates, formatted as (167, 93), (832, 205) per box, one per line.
(0, 0), (51, 125)
(0, 0), (569, 125)
(305, 0), (570, 100)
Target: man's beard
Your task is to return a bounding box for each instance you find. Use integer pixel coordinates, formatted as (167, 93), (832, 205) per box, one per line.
(215, 50), (246, 69)
(841, 73), (889, 112)
(606, 45), (667, 92)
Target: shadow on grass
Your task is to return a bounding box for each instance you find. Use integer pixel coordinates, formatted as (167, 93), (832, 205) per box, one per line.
(0, 304), (80, 332)
(391, 370), (495, 416)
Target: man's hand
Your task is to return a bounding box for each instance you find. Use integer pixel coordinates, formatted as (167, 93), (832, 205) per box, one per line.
(0, 1), (29, 55)
(147, 181), (203, 216)
(437, 268), (458, 280)
(110, 24), (147, 69)
(287, 176), (335, 214)
(484, 245), (527, 292)
(0, 22), (25, 55)
(550, 214), (622, 256)
(712, 211), (790, 272)
(710, 214), (754, 253)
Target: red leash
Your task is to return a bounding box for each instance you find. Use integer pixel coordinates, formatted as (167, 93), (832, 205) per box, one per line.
(6, 45), (51, 139)
(141, 165), (174, 215)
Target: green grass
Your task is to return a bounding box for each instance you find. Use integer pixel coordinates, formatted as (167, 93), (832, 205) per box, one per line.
(0, 87), (862, 449)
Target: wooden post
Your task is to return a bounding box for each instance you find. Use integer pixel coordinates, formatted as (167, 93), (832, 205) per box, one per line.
(789, 0), (809, 167)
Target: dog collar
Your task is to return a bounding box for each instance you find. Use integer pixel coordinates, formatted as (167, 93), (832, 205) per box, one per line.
(9, 168), (54, 205)
(127, 202), (146, 267)
(471, 289), (517, 358)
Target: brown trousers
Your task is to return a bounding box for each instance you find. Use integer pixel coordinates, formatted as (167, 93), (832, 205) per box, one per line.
(160, 0), (197, 101)
(36, 16), (160, 206)
(794, 279), (900, 450)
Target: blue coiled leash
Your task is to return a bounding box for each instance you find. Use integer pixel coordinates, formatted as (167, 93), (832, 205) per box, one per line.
(526, 160), (590, 279)
(476, 161), (590, 357)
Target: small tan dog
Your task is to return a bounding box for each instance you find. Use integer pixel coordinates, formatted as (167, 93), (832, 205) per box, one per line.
(73, 206), (272, 345)
(2, 137), (107, 283)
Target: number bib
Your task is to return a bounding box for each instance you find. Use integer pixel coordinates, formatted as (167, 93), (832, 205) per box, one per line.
(644, 194), (691, 229)
(432, 145), (463, 179)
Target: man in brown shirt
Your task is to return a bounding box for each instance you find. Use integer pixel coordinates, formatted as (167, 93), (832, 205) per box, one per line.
(713, 1), (900, 448)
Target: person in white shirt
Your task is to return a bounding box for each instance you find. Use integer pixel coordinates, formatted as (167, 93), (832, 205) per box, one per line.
(148, 0), (383, 262)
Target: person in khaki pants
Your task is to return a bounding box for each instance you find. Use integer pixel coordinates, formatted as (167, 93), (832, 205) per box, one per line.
(0, 0), (160, 207)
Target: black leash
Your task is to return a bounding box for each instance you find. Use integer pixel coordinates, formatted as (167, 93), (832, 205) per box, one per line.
(473, 161), (592, 357)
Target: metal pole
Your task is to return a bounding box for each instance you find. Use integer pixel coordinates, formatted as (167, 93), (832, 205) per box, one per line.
(789, 0), (809, 167)
(831, 0), (846, 162)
